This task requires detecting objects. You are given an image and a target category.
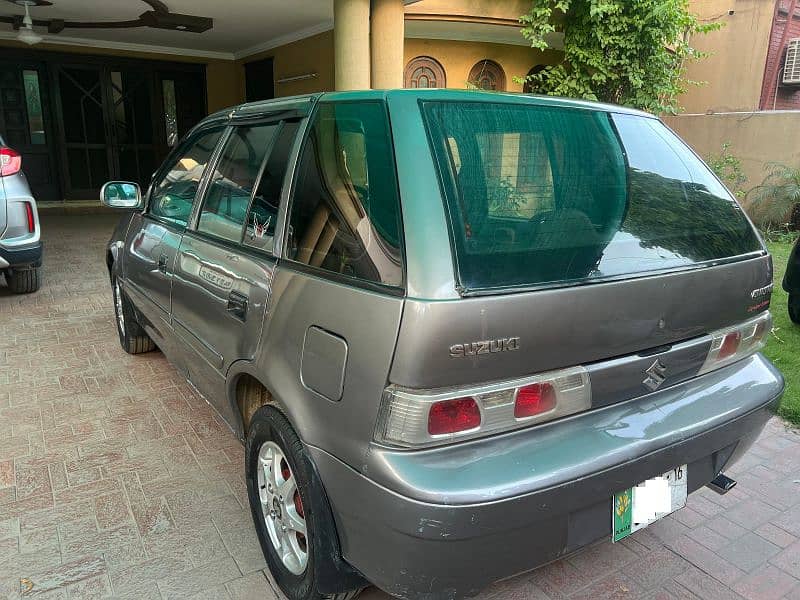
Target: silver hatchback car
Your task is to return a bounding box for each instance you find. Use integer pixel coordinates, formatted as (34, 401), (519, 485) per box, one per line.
(102, 90), (784, 600)
(1, 135), (42, 294)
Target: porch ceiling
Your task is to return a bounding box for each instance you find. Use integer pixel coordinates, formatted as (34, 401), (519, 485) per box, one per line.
(0, 0), (337, 59)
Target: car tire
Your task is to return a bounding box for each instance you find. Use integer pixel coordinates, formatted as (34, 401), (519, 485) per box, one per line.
(7, 266), (41, 294)
(245, 405), (363, 600)
(112, 276), (156, 354)
(790, 294), (800, 325)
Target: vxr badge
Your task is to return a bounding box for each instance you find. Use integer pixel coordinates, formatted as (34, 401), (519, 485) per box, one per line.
(643, 359), (668, 392)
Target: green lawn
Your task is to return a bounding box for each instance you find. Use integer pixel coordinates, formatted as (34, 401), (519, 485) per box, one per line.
(764, 241), (800, 425)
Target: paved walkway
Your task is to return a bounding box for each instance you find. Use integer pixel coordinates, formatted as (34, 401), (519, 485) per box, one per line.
(1, 214), (799, 600)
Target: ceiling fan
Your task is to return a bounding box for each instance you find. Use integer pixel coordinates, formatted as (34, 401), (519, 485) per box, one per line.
(1, 0), (213, 46)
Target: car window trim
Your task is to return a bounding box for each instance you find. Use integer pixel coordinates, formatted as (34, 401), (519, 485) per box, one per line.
(239, 119), (289, 252)
(186, 125), (235, 232)
(181, 226), (279, 267)
(281, 259), (405, 298)
(271, 115), (313, 260)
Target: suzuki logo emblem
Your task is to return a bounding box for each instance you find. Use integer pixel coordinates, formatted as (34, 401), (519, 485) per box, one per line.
(643, 359), (668, 392)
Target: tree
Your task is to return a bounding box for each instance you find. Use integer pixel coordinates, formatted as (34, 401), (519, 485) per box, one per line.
(707, 142), (748, 200)
(748, 163), (800, 229)
(519, 0), (719, 114)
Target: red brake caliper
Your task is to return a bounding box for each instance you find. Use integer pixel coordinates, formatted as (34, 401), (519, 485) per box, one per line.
(281, 459), (307, 550)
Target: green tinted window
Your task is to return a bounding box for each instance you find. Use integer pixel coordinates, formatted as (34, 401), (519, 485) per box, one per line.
(286, 102), (403, 288)
(423, 101), (762, 292)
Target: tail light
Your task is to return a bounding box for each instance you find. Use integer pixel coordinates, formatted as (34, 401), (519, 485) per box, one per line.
(428, 398), (481, 435)
(699, 312), (772, 375)
(24, 202), (35, 233)
(0, 147), (21, 177)
(514, 383), (556, 418)
(376, 366), (591, 448)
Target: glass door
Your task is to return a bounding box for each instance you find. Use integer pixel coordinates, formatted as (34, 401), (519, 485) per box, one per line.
(107, 69), (159, 190)
(0, 61), (60, 201)
(53, 64), (113, 199)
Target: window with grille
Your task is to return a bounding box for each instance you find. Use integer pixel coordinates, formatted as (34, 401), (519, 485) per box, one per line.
(405, 57), (446, 89)
(784, 39), (800, 85)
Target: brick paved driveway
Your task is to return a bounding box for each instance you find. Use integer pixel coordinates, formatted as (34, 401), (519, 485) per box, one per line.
(1, 214), (800, 600)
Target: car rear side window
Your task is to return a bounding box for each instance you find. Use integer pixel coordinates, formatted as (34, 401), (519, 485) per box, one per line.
(149, 127), (224, 227)
(244, 121), (300, 253)
(285, 101), (403, 289)
(197, 123), (278, 243)
(422, 101), (762, 292)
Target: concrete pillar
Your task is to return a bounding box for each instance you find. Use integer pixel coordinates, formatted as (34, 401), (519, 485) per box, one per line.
(370, 0), (405, 89)
(334, 0), (371, 90)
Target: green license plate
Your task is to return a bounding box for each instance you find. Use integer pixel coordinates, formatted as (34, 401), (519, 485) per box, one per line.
(613, 465), (687, 542)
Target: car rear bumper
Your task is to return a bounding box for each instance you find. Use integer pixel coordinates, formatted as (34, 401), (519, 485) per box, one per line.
(0, 240), (42, 269)
(310, 354), (784, 600)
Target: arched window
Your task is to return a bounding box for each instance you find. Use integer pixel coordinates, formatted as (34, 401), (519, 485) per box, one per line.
(468, 60), (506, 91)
(404, 56), (446, 89)
(523, 65), (548, 94)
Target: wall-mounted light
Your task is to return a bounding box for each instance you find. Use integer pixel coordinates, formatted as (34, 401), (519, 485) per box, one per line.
(276, 73), (319, 85)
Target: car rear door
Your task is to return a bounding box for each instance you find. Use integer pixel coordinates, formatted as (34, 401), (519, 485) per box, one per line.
(169, 116), (302, 421)
(123, 126), (225, 341)
(256, 99), (406, 466)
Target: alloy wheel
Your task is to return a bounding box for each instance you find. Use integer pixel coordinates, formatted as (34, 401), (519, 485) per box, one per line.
(256, 441), (308, 575)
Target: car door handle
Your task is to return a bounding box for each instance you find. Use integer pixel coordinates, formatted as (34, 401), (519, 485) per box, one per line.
(157, 254), (168, 274)
(227, 291), (248, 321)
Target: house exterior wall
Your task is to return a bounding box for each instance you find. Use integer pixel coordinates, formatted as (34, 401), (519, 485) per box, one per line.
(759, 1), (800, 110)
(665, 111), (800, 195)
(680, 0), (775, 113)
(403, 37), (558, 91)
(235, 30), (336, 99)
(406, 0), (531, 21)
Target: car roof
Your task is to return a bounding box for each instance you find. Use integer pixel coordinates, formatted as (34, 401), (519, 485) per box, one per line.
(201, 89), (654, 127)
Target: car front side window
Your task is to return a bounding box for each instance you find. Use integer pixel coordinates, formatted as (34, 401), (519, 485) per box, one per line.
(148, 127), (224, 227)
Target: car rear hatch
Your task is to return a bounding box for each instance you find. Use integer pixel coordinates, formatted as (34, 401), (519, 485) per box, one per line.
(380, 97), (772, 448)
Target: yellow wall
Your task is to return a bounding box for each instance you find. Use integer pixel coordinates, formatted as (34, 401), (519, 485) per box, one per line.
(665, 112), (800, 197)
(206, 60), (241, 113)
(406, 0), (531, 21)
(236, 31), (335, 99)
(404, 38), (559, 92)
(680, 0), (775, 113)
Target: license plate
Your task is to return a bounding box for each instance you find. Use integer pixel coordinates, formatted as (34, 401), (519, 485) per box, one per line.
(612, 465), (687, 542)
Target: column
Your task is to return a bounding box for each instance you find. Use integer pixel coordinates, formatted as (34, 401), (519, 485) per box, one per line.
(334, 0), (371, 90)
(370, 0), (405, 89)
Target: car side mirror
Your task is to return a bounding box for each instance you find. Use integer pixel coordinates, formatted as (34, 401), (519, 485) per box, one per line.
(101, 181), (143, 209)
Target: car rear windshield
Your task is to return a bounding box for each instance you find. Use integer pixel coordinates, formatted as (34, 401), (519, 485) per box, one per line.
(422, 101), (763, 292)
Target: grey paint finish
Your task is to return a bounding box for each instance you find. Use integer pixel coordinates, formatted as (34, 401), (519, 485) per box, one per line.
(385, 94), (458, 301)
(363, 353), (783, 505)
(245, 265), (404, 469)
(390, 256), (772, 389)
(101, 91), (786, 600)
(312, 389), (777, 599)
(301, 326), (348, 402)
(171, 233), (274, 370)
(121, 213), (181, 335)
